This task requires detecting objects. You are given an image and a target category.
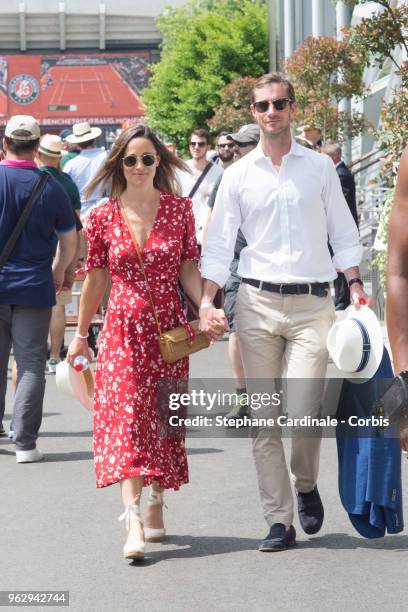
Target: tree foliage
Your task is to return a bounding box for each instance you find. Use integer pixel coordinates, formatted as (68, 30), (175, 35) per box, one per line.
(207, 76), (256, 133)
(346, 0), (408, 169)
(284, 36), (367, 143)
(346, 0), (408, 70)
(142, 0), (268, 152)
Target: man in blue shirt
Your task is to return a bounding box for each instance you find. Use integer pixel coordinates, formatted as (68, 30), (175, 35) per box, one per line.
(0, 115), (77, 462)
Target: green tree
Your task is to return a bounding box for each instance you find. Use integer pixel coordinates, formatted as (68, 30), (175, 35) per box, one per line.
(142, 0), (268, 153)
(285, 36), (367, 143)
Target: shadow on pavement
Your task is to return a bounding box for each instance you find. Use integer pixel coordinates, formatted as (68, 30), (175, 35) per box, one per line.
(2, 412), (61, 419)
(43, 451), (93, 462)
(39, 431), (93, 438)
(186, 448), (224, 455)
(126, 534), (260, 566)
(297, 533), (408, 551)
(125, 532), (408, 567)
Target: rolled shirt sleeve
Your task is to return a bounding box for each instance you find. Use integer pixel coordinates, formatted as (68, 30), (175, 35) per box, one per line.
(201, 169), (242, 288)
(323, 156), (362, 272)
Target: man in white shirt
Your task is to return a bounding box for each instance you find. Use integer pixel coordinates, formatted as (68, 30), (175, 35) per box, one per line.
(177, 129), (223, 245)
(64, 122), (107, 220)
(200, 72), (371, 552)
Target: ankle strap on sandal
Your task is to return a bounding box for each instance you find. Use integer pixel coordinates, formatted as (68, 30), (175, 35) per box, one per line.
(118, 501), (143, 528)
(147, 489), (167, 508)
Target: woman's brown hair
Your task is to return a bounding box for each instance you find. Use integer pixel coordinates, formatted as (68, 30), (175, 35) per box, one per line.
(86, 124), (190, 199)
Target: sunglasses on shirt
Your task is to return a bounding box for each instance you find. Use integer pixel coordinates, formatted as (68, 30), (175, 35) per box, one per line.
(217, 143), (235, 149)
(189, 141), (207, 148)
(122, 153), (157, 167)
(253, 98), (291, 113)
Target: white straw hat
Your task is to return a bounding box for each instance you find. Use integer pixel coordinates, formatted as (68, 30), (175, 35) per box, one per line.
(55, 360), (94, 411)
(327, 305), (383, 383)
(38, 134), (62, 157)
(65, 121), (102, 144)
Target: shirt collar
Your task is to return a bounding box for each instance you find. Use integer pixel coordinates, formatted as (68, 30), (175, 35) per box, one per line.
(335, 160), (343, 169)
(253, 137), (305, 162)
(0, 159), (37, 168)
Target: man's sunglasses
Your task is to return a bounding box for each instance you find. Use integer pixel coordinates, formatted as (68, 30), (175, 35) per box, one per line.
(253, 98), (291, 113)
(217, 142), (235, 149)
(237, 142), (254, 148)
(122, 153), (157, 167)
(189, 141), (207, 147)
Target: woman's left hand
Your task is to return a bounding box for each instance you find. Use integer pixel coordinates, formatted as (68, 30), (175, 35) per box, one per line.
(200, 307), (228, 341)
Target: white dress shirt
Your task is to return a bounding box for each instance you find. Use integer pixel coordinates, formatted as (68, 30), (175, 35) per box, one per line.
(201, 139), (362, 288)
(64, 148), (107, 217)
(177, 159), (223, 244)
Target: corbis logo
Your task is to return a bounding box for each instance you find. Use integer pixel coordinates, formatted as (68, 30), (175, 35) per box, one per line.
(9, 74), (39, 105)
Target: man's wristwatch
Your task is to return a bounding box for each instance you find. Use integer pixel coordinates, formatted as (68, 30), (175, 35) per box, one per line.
(348, 277), (364, 288)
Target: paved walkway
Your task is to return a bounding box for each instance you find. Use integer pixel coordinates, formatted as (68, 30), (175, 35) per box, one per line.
(1, 338), (407, 612)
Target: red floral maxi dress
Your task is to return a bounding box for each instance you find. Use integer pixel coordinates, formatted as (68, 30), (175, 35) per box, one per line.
(85, 193), (200, 489)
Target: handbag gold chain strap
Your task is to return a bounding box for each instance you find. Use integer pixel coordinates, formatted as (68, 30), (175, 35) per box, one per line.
(118, 198), (163, 337)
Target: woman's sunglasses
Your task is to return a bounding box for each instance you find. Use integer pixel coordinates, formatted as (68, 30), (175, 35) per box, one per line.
(253, 98), (291, 113)
(122, 153), (156, 167)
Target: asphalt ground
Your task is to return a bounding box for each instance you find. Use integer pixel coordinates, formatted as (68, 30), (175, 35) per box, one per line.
(0, 336), (407, 612)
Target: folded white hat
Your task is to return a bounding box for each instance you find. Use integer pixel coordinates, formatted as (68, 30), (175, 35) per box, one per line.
(56, 360), (94, 411)
(327, 305), (383, 383)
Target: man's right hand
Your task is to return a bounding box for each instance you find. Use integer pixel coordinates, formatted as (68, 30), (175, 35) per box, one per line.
(199, 307), (228, 341)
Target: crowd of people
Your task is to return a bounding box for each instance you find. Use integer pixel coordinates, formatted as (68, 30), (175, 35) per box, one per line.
(1, 70), (407, 561)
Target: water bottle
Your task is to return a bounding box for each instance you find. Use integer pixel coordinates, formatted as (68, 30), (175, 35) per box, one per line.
(73, 356), (89, 372)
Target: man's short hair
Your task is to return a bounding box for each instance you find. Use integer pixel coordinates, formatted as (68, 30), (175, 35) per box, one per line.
(4, 136), (39, 155)
(322, 140), (342, 157)
(251, 72), (296, 104)
(216, 131), (233, 145)
(190, 129), (209, 145)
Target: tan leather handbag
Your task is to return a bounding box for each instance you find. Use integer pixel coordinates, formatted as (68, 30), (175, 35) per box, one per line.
(119, 202), (210, 364)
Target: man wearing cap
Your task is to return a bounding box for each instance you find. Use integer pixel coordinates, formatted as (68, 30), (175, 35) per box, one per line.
(0, 115), (77, 462)
(63, 122), (107, 219)
(200, 73), (371, 551)
(37, 134), (83, 373)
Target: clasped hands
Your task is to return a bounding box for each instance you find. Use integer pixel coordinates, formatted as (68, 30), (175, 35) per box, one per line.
(199, 307), (228, 342)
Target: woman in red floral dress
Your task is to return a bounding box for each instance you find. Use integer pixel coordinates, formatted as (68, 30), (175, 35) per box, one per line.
(67, 125), (226, 560)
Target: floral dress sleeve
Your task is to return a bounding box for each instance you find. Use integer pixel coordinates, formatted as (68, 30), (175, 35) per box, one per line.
(181, 197), (200, 262)
(84, 208), (109, 271)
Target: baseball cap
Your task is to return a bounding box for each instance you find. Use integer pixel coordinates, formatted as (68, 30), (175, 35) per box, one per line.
(5, 115), (40, 141)
(229, 124), (260, 145)
(59, 128), (72, 141)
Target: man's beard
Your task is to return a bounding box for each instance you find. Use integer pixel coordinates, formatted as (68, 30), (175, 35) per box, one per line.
(219, 151), (234, 163)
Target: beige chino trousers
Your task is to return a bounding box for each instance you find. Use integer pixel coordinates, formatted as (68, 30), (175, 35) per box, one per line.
(236, 282), (335, 527)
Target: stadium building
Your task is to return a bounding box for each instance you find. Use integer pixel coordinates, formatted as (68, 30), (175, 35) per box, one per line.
(0, 0), (187, 134)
